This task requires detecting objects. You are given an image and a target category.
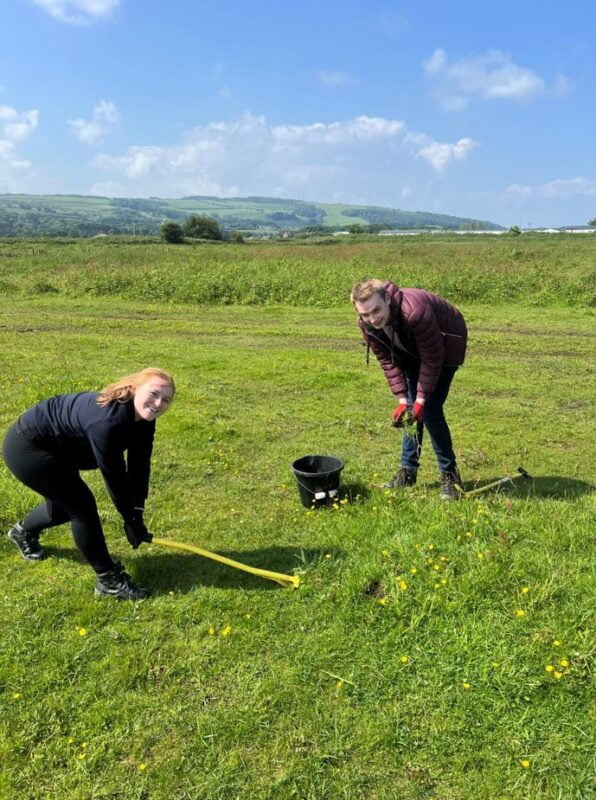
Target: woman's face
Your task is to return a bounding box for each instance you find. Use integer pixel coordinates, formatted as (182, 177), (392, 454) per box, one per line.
(133, 378), (174, 422)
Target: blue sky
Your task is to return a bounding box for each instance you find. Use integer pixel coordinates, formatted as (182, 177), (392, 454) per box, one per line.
(1, 0), (595, 226)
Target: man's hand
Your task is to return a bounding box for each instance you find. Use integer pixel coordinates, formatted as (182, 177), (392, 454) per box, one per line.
(124, 511), (153, 550)
(411, 399), (425, 423)
(392, 399), (409, 428)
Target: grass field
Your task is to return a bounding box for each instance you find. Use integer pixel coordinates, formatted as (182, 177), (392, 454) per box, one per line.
(0, 238), (594, 799)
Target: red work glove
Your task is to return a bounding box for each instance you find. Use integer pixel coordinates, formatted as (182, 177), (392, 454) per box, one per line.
(392, 399), (409, 427)
(411, 400), (425, 423)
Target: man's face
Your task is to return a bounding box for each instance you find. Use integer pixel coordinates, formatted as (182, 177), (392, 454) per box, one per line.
(354, 293), (391, 329)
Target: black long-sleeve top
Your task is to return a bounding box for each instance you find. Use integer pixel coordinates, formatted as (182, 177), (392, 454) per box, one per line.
(20, 392), (155, 522)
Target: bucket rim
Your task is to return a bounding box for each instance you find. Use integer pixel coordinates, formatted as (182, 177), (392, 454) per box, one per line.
(291, 454), (344, 476)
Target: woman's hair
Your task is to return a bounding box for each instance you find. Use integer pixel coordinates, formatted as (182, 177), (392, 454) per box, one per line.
(97, 367), (175, 407)
(350, 278), (386, 304)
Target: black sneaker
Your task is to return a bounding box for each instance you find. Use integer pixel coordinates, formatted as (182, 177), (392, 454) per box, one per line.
(7, 522), (46, 561)
(440, 470), (463, 501)
(94, 562), (150, 600)
(382, 468), (418, 489)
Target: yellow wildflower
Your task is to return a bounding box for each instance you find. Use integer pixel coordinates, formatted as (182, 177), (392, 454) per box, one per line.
(553, 639), (561, 647)
(77, 627), (87, 636)
(520, 759), (530, 769)
(521, 586), (530, 594)
(399, 580), (408, 590)
(410, 567), (418, 575)
(208, 627), (215, 635)
(12, 692), (21, 700)
(554, 671), (563, 680)
(381, 549), (390, 557)
(221, 625), (232, 637)
(324, 553), (332, 559)
(545, 665), (554, 673)
(559, 659), (569, 668)
(462, 682), (471, 690)
(400, 655), (408, 664)
(378, 597), (387, 606)
(138, 763), (147, 771)
(515, 609), (526, 617)
(336, 680), (344, 689)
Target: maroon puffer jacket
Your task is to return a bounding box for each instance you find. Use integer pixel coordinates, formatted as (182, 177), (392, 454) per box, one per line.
(357, 281), (467, 400)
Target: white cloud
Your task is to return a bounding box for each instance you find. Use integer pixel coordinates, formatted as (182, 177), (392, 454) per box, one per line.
(68, 100), (120, 146)
(416, 138), (478, 172)
(0, 106), (39, 141)
(424, 48), (546, 110)
(90, 112), (478, 200)
(318, 70), (358, 88)
(0, 105), (39, 191)
(506, 177), (596, 199)
(30, 0), (119, 24)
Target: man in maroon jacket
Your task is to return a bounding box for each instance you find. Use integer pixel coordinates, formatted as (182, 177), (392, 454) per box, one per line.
(351, 278), (467, 500)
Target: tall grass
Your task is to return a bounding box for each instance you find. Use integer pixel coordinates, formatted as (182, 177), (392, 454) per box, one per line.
(0, 234), (594, 306)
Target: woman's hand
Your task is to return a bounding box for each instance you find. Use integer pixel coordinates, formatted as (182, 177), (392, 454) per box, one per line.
(124, 512), (153, 549)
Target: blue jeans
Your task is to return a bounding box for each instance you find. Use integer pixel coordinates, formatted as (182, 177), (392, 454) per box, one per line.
(401, 366), (458, 473)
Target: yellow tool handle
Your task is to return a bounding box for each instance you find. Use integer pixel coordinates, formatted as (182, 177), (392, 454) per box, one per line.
(151, 537), (300, 589)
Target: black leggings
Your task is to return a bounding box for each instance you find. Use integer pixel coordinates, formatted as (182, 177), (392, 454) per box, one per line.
(2, 423), (115, 573)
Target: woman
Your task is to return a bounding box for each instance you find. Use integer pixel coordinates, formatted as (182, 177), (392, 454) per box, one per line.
(3, 367), (175, 600)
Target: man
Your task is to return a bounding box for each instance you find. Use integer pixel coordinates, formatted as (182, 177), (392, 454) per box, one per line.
(351, 279), (467, 500)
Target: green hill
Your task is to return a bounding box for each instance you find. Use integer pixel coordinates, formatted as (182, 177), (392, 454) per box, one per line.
(0, 194), (502, 237)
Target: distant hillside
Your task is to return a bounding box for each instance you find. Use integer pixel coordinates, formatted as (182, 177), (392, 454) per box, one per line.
(0, 194), (502, 237)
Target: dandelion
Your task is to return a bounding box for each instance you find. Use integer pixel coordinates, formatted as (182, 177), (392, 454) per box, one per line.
(244, 613), (251, 620)
(559, 659), (569, 668)
(553, 639), (561, 647)
(324, 553), (332, 559)
(12, 692), (21, 700)
(462, 682), (471, 690)
(434, 582), (441, 589)
(400, 655), (408, 664)
(520, 759), (530, 769)
(465, 532), (473, 539)
(439, 556), (447, 562)
(554, 671), (563, 680)
(168, 591), (174, 596)
(545, 665), (554, 673)
(378, 597), (387, 606)
(398, 580), (408, 591)
(340, 498), (348, 505)
(336, 680), (344, 689)
(521, 586), (530, 594)
(208, 627), (215, 635)
(81, 743), (87, 749)
(432, 564), (440, 571)
(77, 627), (87, 636)
(476, 552), (484, 560)
(77, 753), (85, 760)
(427, 544), (435, 550)
(67, 737), (74, 744)
(381, 549), (390, 557)
(410, 567), (418, 575)
(515, 609), (526, 617)
(138, 763), (147, 771)
(440, 579), (447, 585)
(492, 662), (500, 668)
(221, 625), (232, 637)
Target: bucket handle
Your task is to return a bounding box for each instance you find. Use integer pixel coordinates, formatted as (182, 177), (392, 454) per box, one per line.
(293, 477), (339, 502)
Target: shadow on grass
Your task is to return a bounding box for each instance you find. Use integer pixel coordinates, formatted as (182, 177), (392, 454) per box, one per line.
(431, 475), (594, 499)
(41, 544), (336, 595)
(340, 480), (371, 502)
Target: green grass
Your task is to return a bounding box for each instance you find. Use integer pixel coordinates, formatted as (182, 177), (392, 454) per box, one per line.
(0, 234), (594, 307)
(0, 285), (594, 799)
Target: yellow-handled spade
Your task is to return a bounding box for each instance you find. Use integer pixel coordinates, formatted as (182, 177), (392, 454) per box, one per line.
(151, 537), (300, 589)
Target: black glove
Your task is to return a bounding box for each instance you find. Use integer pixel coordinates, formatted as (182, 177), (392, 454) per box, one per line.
(124, 511), (153, 549)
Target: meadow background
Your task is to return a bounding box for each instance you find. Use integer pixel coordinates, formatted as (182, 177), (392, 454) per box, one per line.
(0, 234), (594, 800)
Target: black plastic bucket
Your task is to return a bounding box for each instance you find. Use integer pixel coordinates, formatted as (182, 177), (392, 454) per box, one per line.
(291, 455), (344, 508)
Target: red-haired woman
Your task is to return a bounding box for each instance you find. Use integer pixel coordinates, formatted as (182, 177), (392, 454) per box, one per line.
(2, 368), (175, 599)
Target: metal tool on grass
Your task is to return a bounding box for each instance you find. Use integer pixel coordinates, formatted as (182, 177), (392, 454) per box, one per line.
(151, 537), (300, 589)
(456, 466), (533, 498)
